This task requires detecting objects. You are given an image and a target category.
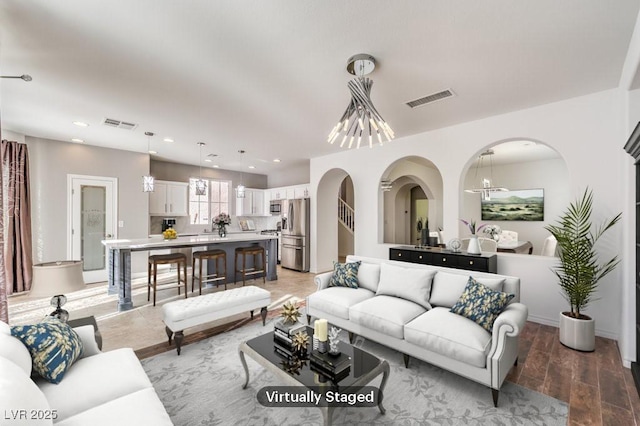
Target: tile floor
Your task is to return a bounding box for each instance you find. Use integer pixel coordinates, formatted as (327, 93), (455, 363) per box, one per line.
(7, 265), (640, 425)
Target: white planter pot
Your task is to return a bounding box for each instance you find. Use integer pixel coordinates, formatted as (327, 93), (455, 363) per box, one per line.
(466, 236), (481, 255)
(559, 312), (595, 352)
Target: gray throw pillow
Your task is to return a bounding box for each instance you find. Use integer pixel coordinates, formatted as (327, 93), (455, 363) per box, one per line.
(376, 263), (437, 309)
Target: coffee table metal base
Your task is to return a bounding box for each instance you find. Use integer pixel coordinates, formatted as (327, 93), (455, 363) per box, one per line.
(239, 342), (390, 426)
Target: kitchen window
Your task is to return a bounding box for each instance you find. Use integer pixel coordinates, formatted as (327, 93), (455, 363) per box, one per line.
(189, 179), (231, 225)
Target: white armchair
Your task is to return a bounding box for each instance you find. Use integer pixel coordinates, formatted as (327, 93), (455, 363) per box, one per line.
(479, 237), (498, 252)
(498, 230), (518, 244)
(540, 235), (557, 256)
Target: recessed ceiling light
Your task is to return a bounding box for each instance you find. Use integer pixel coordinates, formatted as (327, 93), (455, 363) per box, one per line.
(204, 158), (212, 162)
(73, 121), (89, 127)
(163, 138), (174, 143)
(248, 165), (255, 169)
(71, 138), (84, 143)
(273, 158), (281, 163)
(213, 165), (219, 168)
(148, 150), (157, 154)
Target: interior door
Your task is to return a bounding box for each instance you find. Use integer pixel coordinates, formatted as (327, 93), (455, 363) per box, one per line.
(68, 175), (118, 283)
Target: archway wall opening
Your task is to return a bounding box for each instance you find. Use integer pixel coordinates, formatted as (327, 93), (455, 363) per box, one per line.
(381, 156), (444, 245)
(312, 167), (351, 273)
(459, 138), (569, 253)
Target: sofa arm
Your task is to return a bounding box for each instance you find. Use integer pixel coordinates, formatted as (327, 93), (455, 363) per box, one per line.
(492, 303), (528, 338)
(488, 302), (528, 389)
(71, 325), (103, 358)
(68, 316), (103, 358)
(314, 271), (333, 291)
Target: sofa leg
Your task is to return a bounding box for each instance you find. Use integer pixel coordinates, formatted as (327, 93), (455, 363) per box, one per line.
(491, 388), (499, 407)
(165, 326), (173, 344)
(514, 357), (518, 366)
(403, 353), (410, 368)
(348, 332), (355, 344)
(306, 314), (311, 325)
(175, 331), (184, 356)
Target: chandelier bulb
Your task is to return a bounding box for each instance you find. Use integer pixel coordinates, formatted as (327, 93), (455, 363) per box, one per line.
(340, 135), (348, 148)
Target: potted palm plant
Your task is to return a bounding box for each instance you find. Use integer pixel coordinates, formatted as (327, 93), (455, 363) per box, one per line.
(544, 188), (620, 351)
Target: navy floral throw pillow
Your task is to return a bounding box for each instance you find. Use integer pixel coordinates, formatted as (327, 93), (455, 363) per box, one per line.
(328, 261), (361, 289)
(11, 317), (84, 384)
(450, 277), (514, 332)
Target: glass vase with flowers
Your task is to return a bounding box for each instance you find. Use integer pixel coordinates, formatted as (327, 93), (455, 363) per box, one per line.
(213, 213), (231, 237)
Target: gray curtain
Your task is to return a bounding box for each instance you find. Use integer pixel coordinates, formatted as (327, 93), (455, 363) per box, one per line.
(0, 140), (33, 322)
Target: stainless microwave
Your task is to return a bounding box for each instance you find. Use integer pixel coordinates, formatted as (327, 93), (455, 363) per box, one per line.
(269, 201), (282, 215)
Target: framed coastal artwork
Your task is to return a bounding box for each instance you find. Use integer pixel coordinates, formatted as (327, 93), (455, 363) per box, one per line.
(481, 188), (544, 221)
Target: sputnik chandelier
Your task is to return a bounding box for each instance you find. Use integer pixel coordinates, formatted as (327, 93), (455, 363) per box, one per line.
(327, 54), (394, 149)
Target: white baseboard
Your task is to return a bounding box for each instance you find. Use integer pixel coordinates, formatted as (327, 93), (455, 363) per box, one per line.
(528, 314), (619, 341)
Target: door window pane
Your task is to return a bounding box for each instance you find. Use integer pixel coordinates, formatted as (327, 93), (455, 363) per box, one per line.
(81, 185), (106, 271)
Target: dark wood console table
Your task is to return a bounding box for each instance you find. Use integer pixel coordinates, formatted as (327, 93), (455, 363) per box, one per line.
(389, 246), (497, 274)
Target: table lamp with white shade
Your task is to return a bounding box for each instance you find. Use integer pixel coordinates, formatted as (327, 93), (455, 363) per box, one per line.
(29, 261), (86, 322)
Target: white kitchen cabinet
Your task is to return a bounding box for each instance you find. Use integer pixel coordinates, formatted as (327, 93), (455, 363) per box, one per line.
(267, 184), (310, 201)
(149, 180), (189, 216)
(253, 190), (265, 215)
(294, 184), (310, 199)
(271, 188), (285, 201)
(236, 188), (267, 216)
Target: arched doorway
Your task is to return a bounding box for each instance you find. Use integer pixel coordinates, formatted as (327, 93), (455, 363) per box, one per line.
(380, 156), (443, 245)
(338, 176), (355, 262)
(315, 168), (354, 272)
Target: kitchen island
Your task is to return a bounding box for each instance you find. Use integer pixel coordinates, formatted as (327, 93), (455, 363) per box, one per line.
(102, 234), (278, 311)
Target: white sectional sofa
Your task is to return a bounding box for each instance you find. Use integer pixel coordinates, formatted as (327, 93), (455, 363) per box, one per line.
(0, 320), (172, 426)
(306, 255), (528, 406)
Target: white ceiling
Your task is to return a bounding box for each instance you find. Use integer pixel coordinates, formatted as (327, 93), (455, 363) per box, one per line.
(1, 1), (638, 175)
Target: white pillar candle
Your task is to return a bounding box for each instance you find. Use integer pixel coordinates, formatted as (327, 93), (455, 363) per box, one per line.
(317, 319), (328, 341)
(313, 319), (319, 336)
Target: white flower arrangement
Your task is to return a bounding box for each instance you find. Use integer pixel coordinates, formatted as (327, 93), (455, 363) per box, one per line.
(483, 224), (502, 240)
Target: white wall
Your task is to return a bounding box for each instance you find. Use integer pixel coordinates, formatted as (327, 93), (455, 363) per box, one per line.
(2, 130), (25, 143)
(311, 89), (626, 349)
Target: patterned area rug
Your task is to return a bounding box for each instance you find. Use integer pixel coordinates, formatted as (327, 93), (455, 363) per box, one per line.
(141, 315), (568, 426)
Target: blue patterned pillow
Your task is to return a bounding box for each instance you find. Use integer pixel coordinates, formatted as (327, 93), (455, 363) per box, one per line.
(328, 261), (361, 288)
(11, 317), (84, 384)
(450, 277), (515, 332)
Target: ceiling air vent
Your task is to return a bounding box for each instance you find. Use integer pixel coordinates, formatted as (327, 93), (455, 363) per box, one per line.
(102, 118), (138, 131)
(406, 89), (455, 109)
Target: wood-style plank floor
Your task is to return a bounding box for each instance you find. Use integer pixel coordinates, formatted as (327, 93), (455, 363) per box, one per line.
(7, 265), (639, 425)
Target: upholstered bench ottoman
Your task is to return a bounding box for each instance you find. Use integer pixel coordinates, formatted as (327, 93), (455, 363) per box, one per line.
(162, 285), (271, 355)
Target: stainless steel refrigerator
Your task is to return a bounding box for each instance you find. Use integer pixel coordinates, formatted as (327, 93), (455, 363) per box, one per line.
(281, 198), (310, 272)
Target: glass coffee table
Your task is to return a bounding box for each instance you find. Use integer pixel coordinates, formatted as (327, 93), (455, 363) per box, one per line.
(238, 327), (390, 426)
